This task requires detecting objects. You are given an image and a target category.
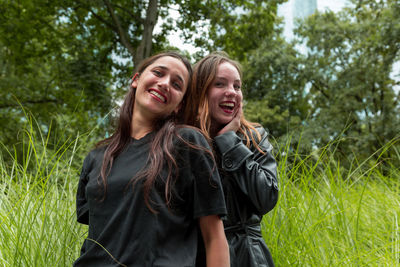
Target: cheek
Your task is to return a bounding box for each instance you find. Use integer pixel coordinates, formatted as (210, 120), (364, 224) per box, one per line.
(208, 95), (219, 109)
(208, 88), (221, 105)
(173, 91), (185, 106)
(237, 92), (243, 102)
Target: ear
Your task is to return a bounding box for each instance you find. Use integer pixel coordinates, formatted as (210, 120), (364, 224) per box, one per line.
(131, 73), (139, 88)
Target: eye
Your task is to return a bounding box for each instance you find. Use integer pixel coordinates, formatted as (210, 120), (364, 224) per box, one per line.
(152, 69), (162, 77)
(215, 81), (225, 87)
(172, 81), (182, 90)
(234, 84), (241, 91)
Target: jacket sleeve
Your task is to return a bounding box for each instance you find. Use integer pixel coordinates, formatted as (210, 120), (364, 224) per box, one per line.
(214, 127), (278, 215)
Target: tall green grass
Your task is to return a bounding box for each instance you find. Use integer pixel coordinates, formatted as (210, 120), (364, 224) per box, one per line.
(0, 122), (87, 266)
(1, 122), (399, 266)
(263, 138), (400, 266)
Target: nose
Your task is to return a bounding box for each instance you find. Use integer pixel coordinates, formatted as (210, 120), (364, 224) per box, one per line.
(157, 76), (170, 92)
(225, 84), (237, 96)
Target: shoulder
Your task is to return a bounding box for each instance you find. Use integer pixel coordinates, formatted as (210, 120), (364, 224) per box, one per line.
(250, 126), (274, 152)
(81, 145), (107, 172)
(237, 125), (273, 153)
(177, 126), (209, 144)
(174, 126), (214, 155)
(177, 125), (203, 137)
(253, 126), (269, 138)
(88, 145), (107, 159)
(241, 124), (269, 141)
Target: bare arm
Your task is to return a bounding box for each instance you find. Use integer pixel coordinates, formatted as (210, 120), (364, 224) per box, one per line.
(198, 215), (230, 267)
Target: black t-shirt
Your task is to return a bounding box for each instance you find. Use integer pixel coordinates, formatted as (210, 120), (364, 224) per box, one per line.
(74, 127), (226, 267)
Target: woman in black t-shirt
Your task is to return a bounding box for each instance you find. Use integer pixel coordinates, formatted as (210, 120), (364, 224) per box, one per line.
(185, 51), (279, 267)
(74, 51), (229, 267)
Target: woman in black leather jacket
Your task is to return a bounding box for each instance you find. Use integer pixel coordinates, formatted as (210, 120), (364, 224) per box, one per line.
(185, 51), (279, 267)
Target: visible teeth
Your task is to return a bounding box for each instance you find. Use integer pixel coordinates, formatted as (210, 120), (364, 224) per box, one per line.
(220, 102), (234, 107)
(150, 91), (166, 102)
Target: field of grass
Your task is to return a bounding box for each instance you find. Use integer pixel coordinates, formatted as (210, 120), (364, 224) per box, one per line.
(0, 129), (399, 266)
(263, 141), (400, 266)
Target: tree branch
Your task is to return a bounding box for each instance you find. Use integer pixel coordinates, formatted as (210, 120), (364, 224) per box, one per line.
(103, 0), (135, 58)
(73, 0), (117, 31)
(310, 79), (330, 100)
(87, 8), (118, 32)
(112, 3), (143, 23)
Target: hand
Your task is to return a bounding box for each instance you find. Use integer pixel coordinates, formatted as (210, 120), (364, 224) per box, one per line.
(217, 102), (242, 136)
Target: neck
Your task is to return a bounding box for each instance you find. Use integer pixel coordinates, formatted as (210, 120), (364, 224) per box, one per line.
(209, 122), (222, 138)
(130, 109), (154, 140)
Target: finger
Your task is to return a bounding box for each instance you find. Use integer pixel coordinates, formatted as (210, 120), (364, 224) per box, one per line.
(234, 102), (241, 118)
(236, 102), (243, 119)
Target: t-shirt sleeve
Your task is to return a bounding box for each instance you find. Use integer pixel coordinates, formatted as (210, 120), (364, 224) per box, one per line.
(76, 153), (92, 225)
(178, 128), (227, 219)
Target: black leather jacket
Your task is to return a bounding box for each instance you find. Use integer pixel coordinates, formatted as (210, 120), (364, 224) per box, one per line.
(214, 127), (278, 267)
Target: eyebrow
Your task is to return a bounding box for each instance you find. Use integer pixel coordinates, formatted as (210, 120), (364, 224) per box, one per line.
(215, 76), (241, 83)
(156, 65), (185, 84)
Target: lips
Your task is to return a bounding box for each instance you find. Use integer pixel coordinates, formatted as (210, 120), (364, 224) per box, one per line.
(148, 89), (167, 103)
(219, 101), (235, 114)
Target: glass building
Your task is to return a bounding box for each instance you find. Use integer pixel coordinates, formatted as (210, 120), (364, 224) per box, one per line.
(293, 0), (317, 19)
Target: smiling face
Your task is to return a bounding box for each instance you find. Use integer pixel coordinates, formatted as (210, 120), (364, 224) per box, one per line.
(132, 56), (189, 121)
(207, 61), (243, 129)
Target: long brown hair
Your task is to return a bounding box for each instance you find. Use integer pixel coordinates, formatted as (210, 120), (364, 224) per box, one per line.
(184, 51), (263, 151)
(96, 51), (193, 212)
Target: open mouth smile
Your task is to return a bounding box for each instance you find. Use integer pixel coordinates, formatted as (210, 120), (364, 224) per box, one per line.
(219, 101), (235, 113)
(149, 89), (167, 103)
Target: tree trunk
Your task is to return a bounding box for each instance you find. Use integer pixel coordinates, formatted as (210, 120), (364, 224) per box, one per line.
(102, 0), (159, 69)
(134, 0), (158, 70)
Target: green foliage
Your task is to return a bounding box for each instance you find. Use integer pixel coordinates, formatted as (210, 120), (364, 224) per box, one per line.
(176, 0), (285, 62)
(294, 0), (400, 160)
(0, 0), (283, 161)
(2, 0), (399, 166)
(0, 0), (113, 157)
(243, 0), (400, 164)
(242, 28), (310, 140)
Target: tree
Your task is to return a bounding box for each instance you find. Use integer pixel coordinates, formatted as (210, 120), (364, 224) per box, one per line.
(295, 0), (400, 161)
(1, 0), (285, 158)
(0, 0), (113, 156)
(175, 0), (286, 62)
(242, 26), (310, 145)
(243, 0), (400, 163)
(60, 0), (286, 87)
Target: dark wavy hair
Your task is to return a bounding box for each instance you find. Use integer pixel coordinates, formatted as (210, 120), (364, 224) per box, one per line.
(184, 51), (263, 152)
(96, 51), (193, 212)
